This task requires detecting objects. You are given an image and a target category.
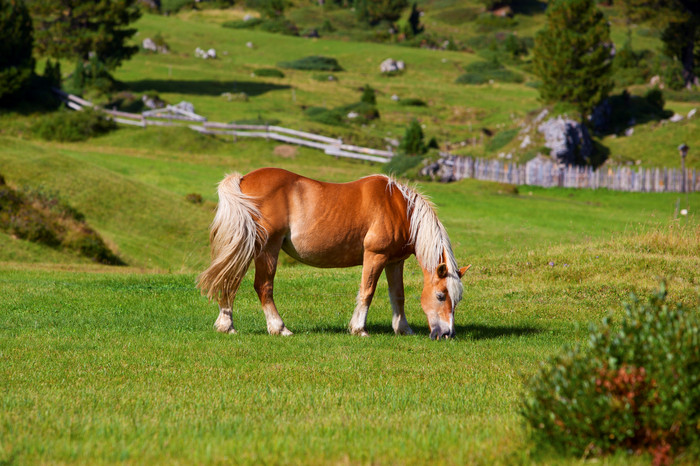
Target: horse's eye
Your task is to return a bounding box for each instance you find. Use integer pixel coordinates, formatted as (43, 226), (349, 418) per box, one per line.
(436, 292), (446, 302)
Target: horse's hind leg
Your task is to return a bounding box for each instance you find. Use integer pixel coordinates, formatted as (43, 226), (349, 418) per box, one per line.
(214, 305), (237, 334)
(386, 261), (413, 336)
(254, 236), (293, 336)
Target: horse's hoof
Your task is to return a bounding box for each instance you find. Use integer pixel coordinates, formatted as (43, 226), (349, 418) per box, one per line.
(280, 327), (293, 336)
(397, 327), (414, 336)
(350, 329), (369, 337)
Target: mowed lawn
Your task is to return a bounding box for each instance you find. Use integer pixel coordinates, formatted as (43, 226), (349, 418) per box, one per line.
(1, 133), (698, 463)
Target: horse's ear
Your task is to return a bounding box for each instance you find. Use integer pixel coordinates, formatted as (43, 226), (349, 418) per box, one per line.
(458, 265), (472, 278)
(436, 263), (448, 279)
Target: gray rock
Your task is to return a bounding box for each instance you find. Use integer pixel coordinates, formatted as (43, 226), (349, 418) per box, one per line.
(380, 58), (405, 74)
(537, 116), (593, 165)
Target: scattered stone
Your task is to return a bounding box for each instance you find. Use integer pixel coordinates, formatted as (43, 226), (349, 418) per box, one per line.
(688, 108), (697, 119)
(650, 75), (661, 87)
(625, 127), (634, 137)
(391, 94), (399, 101)
(537, 116), (593, 165)
(380, 58), (405, 74)
(243, 14), (255, 21)
(347, 112), (359, 119)
(142, 94), (166, 109)
(246, 41), (254, 49)
(533, 108), (549, 124)
(174, 101), (195, 113)
(420, 155), (457, 182)
(142, 37), (168, 54)
(520, 135), (531, 149)
(195, 47), (217, 59)
(669, 113), (684, 123)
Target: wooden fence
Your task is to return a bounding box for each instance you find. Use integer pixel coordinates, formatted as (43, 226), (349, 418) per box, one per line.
(54, 90), (394, 164)
(441, 156), (699, 193)
(56, 90), (697, 192)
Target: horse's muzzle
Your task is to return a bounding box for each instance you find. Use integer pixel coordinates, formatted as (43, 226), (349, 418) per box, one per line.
(430, 328), (455, 340)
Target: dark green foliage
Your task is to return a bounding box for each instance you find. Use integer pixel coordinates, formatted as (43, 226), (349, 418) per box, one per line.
(407, 2), (423, 36)
(478, 0), (512, 10)
(32, 108), (117, 142)
(399, 119), (426, 156)
(304, 101), (379, 126)
(522, 283), (700, 463)
(254, 68), (285, 78)
(619, 0), (700, 89)
(360, 84), (376, 105)
(42, 60), (61, 89)
(354, 0), (408, 25)
(278, 55), (343, 71)
(0, 181), (124, 264)
(644, 88), (665, 112)
(533, 0), (613, 120)
(248, 0), (286, 18)
(260, 18), (299, 35)
(29, 0), (141, 71)
(0, 0), (35, 103)
(455, 59), (523, 84)
(222, 18), (263, 29)
(398, 98), (427, 107)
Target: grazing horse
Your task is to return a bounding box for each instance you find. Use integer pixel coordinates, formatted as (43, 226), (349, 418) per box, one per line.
(197, 168), (470, 339)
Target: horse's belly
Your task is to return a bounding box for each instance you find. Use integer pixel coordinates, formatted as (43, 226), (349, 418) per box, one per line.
(281, 234), (364, 268)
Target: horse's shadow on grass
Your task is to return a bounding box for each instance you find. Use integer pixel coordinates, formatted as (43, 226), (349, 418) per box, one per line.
(125, 79), (290, 97)
(304, 322), (542, 340)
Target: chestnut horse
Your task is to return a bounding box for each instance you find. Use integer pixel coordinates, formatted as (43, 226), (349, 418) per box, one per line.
(197, 168), (470, 339)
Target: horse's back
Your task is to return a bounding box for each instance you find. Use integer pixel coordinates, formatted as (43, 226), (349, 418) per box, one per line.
(238, 168), (412, 267)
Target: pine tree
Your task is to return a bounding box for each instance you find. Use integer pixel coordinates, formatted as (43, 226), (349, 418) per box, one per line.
(533, 0), (613, 121)
(0, 0), (35, 103)
(355, 0), (408, 25)
(619, 0), (700, 89)
(399, 119), (426, 156)
(28, 0), (141, 71)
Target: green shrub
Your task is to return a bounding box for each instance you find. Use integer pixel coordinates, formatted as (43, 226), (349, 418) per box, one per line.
(382, 153), (423, 176)
(185, 193), (203, 204)
(32, 108), (117, 142)
(360, 84), (376, 105)
(398, 98), (427, 106)
(278, 55), (343, 71)
(260, 18), (298, 36)
(399, 119), (426, 155)
(522, 283), (700, 463)
(305, 101), (379, 126)
(253, 68), (285, 78)
(222, 18), (263, 29)
(644, 88), (665, 113)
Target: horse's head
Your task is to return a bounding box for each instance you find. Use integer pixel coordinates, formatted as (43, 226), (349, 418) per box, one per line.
(421, 263), (471, 340)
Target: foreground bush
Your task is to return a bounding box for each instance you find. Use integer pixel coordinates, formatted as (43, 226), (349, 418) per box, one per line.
(32, 107), (117, 142)
(522, 283), (700, 464)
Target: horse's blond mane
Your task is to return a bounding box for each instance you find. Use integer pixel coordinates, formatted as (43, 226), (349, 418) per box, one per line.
(380, 175), (464, 308)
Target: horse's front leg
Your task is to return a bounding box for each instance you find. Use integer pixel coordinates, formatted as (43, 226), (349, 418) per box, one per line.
(254, 237), (293, 336)
(349, 252), (387, 337)
(386, 260), (413, 335)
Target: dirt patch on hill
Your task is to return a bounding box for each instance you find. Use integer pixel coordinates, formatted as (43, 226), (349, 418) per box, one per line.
(274, 144), (298, 159)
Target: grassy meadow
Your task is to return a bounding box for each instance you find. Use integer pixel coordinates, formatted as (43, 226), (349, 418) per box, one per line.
(2, 1), (700, 464)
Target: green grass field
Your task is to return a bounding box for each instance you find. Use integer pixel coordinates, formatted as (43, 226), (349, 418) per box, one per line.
(2, 1), (700, 463)
(1, 127), (699, 463)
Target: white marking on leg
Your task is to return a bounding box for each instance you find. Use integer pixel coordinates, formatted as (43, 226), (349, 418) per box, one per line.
(349, 294), (369, 336)
(263, 303), (292, 336)
(214, 306), (237, 334)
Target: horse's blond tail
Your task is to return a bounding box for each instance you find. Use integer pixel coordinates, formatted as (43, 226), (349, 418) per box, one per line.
(197, 173), (267, 306)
